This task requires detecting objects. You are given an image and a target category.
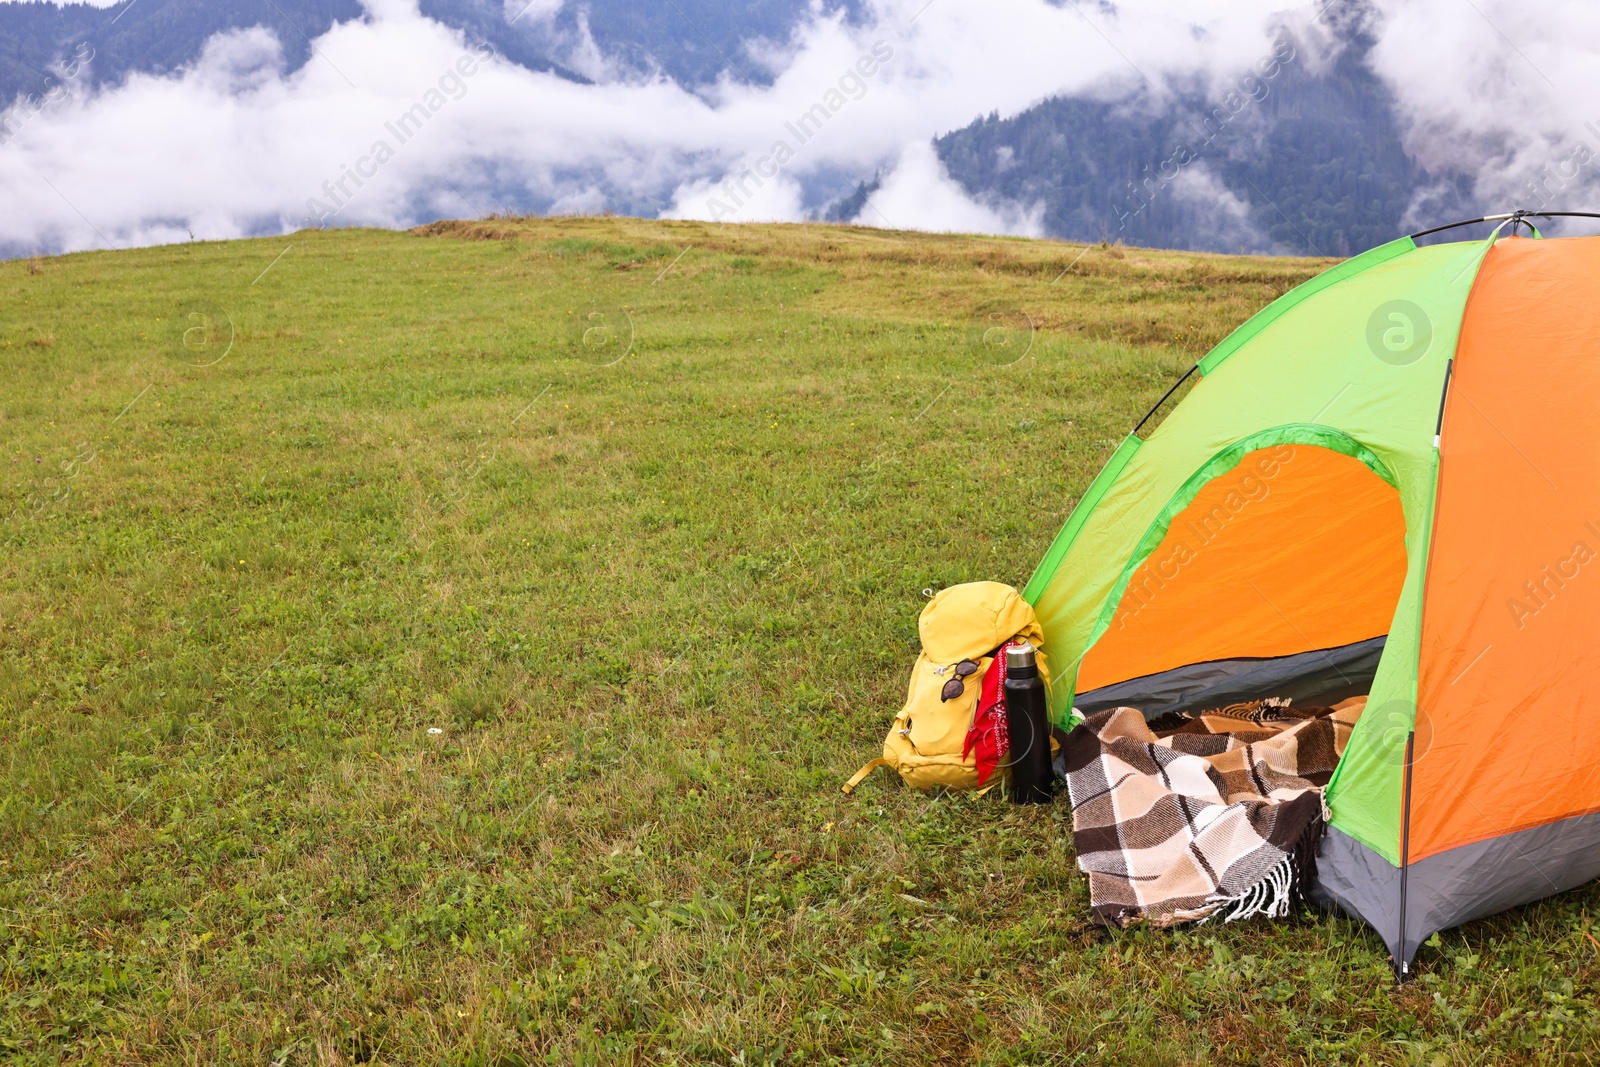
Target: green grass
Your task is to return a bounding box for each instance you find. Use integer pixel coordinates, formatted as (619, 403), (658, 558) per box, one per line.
(2, 217), (1597, 1065)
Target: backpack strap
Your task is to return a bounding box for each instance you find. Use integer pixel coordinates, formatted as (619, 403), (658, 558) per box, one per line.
(841, 757), (892, 794)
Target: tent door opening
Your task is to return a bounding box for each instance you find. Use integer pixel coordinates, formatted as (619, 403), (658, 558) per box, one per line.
(1074, 442), (1409, 720)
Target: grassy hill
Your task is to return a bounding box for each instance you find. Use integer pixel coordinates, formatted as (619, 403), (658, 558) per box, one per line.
(2, 220), (1596, 1065)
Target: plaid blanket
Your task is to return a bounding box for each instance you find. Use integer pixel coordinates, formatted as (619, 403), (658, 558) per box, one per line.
(1063, 697), (1366, 927)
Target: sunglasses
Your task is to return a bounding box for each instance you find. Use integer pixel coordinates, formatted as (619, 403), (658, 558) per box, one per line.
(937, 658), (981, 702)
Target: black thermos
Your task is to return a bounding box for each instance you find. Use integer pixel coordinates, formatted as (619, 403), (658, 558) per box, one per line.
(1003, 640), (1055, 804)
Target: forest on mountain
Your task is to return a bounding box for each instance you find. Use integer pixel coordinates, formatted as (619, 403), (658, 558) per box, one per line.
(933, 26), (1463, 255)
(2, 0), (1483, 254)
(0, 0), (854, 108)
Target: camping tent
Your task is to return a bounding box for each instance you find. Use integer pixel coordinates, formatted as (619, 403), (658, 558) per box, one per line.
(1023, 220), (1600, 974)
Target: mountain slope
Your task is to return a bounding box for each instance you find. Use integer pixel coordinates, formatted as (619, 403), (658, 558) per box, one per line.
(3, 1), (1494, 256)
(933, 24), (1459, 255)
(2, 0), (369, 107)
(0, 0), (861, 109)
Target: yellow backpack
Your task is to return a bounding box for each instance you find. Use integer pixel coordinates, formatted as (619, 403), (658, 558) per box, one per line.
(843, 581), (1051, 793)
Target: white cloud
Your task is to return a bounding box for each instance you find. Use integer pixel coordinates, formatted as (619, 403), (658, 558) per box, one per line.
(0, 0), (1306, 252)
(1165, 163), (1273, 252)
(663, 171), (807, 224)
(854, 141), (1044, 236)
(12, 0), (1585, 254)
(1364, 0), (1600, 227)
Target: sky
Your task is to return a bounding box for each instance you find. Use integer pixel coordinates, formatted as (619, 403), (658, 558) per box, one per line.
(0, 0), (1597, 255)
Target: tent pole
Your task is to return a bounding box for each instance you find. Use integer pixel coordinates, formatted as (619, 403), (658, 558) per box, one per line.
(1398, 326), (1454, 981)
(1397, 730), (1416, 983)
(1433, 360), (1454, 445)
(1133, 363), (1199, 437)
(1409, 210), (1600, 242)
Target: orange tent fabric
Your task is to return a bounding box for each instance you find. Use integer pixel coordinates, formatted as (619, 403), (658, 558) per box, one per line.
(1413, 236), (1600, 859)
(1079, 445), (1409, 693)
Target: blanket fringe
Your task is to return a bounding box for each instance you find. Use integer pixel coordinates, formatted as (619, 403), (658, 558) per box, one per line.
(1146, 696), (1294, 735)
(1205, 854), (1296, 923)
(1206, 696), (1293, 724)
(1203, 812), (1325, 925)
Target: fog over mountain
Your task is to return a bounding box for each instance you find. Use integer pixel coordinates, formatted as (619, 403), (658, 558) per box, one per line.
(1, 0), (1597, 258)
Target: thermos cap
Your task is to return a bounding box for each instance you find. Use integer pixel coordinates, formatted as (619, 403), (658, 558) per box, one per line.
(1005, 640), (1037, 670)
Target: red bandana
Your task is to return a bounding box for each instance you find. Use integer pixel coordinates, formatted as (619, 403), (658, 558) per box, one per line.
(962, 654), (1009, 785)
